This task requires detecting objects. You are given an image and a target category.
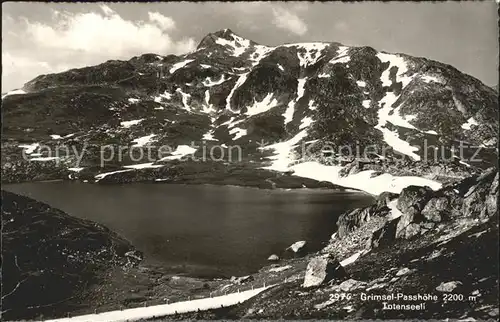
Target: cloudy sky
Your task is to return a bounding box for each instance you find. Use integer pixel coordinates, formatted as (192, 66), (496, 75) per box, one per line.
(2, 1), (498, 92)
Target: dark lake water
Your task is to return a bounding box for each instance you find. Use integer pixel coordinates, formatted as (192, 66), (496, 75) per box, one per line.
(4, 182), (374, 277)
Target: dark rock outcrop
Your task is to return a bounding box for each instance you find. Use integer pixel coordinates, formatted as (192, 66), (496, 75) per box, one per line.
(396, 185), (434, 214)
(336, 192), (397, 239)
(369, 217), (400, 249)
(1, 191), (141, 320)
(366, 168), (498, 248)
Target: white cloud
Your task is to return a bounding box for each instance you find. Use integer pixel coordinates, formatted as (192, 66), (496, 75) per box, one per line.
(2, 8), (195, 92)
(24, 10), (192, 57)
(271, 7), (308, 36)
(148, 12), (176, 30)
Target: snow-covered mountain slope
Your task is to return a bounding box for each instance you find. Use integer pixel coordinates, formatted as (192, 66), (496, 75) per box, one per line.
(2, 29), (498, 193)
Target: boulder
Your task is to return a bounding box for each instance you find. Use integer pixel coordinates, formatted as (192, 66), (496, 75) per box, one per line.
(397, 185), (434, 213)
(395, 207), (423, 239)
(302, 255), (347, 288)
(267, 254), (280, 261)
(395, 267), (414, 276)
(338, 278), (367, 292)
(436, 281), (463, 292)
(285, 241), (307, 256)
(230, 275), (254, 284)
(421, 197), (449, 222)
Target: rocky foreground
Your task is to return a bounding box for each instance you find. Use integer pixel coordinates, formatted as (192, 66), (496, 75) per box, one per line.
(1, 191), (145, 320)
(160, 168), (498, 320)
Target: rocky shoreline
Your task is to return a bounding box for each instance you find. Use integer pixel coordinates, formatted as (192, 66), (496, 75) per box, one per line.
(150, 167), (499, 320)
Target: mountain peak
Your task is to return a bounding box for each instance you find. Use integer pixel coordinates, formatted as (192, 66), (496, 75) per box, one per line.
(212, 28), (236, 38)
(196, 28), (253, 50)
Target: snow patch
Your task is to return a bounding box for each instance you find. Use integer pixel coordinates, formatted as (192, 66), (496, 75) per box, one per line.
(215, 34), (251, 57)
(283, 43), (329, 68)
(226, 73), (249, 110)
(124, 163), (164, 169)
(376, 52), (414, 88)
(128, 98), (140, 104)
(2, 88), (26, 99)
(329, 46), (350, 64)
(259, 129), (308, 171)
(290, 161), (441, 195)
(356, 80), (366, 87)
(379, 128), (421, 161)
(202, 90), (216, 113)
(461, 117), (478, 130)
(19, 143), (39, 154)
(299, 116), (314, 130)
(308, 100), (317, 111)
(30, 157), (60, 161)
(376, 88), (420, 160)
(387, 199), (403, 219)
(121, 119), (144, 128)
(202, 131), (217, 141)
(245, 93), (279, 116)
(229, 127), (247, 140)
(249, 45), (274, 66)
(203, 75), (228, 87)
(176, 88), (191, 111)
(284, 78), (307, 125)
(131, 134), (156, 147)
(169, 59), (195, 74)
(362, 100), (371, 108)
(50, 133), (75, 140)
(95, 169), (133, 181)
(153, 91), (172, 103)
(223, 118), (244, 129)
(159, 145), (197, 161)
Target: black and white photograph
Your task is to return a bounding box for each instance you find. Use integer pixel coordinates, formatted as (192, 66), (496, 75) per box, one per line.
(1, 1), (498, 321)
